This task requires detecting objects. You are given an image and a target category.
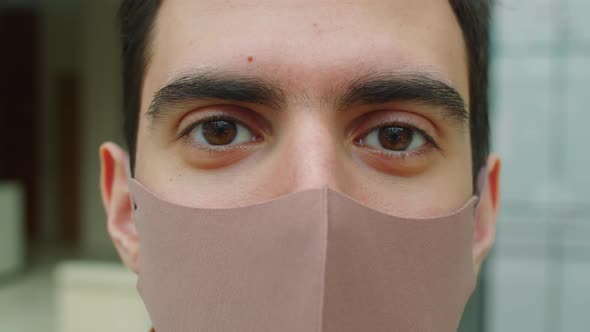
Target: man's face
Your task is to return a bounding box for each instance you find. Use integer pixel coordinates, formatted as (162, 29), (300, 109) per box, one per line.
(135, 0), (473, 218)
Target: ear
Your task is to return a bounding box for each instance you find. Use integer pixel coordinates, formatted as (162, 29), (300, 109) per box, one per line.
(99, 142), (139, 273)
(472, 154), (501, 276)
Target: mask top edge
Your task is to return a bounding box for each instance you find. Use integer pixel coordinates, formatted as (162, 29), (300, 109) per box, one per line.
(128, 178), (477, 222)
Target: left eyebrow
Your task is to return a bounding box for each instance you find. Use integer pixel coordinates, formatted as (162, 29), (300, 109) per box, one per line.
(336, 72), (469, 123)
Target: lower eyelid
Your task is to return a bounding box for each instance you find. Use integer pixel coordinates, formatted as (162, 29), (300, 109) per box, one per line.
(360, 142), (432, 157)
(182, 136), (262, 154)
(352, 144), (435, 176)
(180, 142), (260, 170)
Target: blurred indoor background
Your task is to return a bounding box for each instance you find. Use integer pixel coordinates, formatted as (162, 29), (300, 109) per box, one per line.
(0, 0), (588, 331)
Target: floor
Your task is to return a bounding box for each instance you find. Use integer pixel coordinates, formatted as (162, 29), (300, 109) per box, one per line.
(0, 245), (149, 332)
(0, 249), (58, 332)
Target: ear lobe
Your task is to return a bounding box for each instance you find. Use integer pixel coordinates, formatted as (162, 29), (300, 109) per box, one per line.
(99, 142), (140, 273)
(472, 154), (501, 275)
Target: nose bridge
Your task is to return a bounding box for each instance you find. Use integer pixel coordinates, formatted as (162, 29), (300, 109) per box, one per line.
(280, 110), (341, 192)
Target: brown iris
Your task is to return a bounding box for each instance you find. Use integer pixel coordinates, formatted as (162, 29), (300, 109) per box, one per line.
(378, 126), (413, 151)
(202, 120), (238, 145)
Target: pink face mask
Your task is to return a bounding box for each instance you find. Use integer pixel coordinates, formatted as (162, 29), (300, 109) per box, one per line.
(129, 179), (479, 332)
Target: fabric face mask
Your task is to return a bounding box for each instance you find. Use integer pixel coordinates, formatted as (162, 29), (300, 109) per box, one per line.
(129, 179), (479, 332)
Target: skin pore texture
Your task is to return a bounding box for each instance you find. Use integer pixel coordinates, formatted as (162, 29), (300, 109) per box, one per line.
(100, 0), (501, 276)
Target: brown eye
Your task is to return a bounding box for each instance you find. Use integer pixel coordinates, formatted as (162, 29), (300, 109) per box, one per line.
(361, 125), (426, 152)
(189, 119), (255, 147)
(202, 120), (237, 145)
(378, 127), (413, 151)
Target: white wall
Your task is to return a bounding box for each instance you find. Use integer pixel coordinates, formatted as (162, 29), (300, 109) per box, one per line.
(55, 261), (149, 332)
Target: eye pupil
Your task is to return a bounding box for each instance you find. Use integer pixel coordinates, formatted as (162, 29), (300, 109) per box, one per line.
(202, 120), (238, 145)
(378, 126), (412, 151)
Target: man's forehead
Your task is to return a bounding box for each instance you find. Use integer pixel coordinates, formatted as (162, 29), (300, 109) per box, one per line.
(143, 0), (468, 113)
(161, 0), (450, 13)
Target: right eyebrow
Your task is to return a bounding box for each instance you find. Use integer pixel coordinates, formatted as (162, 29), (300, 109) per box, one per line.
(147, 70), (288, 121)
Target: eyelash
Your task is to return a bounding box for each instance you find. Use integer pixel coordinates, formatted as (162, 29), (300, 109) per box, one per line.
(178, 114), (440, 158)
(362, 141), (429, 161)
